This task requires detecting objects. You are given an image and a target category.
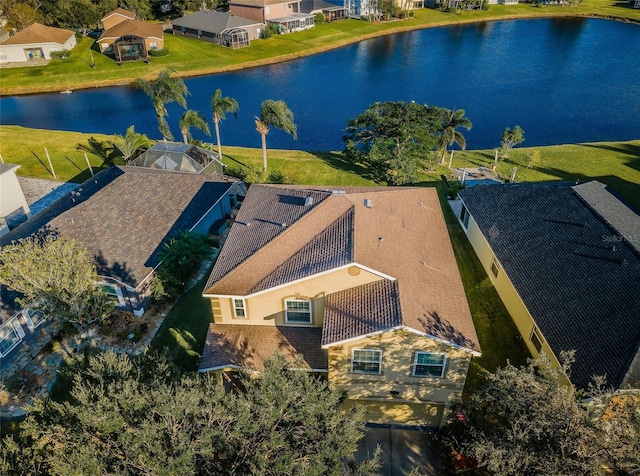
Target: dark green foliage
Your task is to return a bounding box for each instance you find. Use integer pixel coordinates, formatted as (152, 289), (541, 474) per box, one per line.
(50, 50), (72, 59)
(314, 12), (325, 24)
(0, 352), (376, 476)
(343, 101), (445, 185)
(148, 48), (169, 57)
(153, 231), (212, 299)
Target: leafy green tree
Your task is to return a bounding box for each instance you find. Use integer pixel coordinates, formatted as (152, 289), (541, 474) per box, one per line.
(0, 351), (377, 476)
(2, 1), (38, 30)
(343, 101), (443, 185)
(134, 68), (190, 141)
(110, 125), (153, 162)
(210, 88), (239, 159)
(179, 109), (210, 144)
(438, 108), (472, 164)
(444, 353), (618, 476)
(500, 125), (525, 158)
(0, 236), (114, 337)
(255, 99), (297, 170)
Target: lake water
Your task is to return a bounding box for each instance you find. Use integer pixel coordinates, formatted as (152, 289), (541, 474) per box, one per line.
(1, 17), (639, 151)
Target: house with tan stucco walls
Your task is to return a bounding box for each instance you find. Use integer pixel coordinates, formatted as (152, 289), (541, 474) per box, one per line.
(199, 185), (480, 427)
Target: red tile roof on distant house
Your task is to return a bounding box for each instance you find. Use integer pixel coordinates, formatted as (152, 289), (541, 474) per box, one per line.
(3, 23), (74, 46)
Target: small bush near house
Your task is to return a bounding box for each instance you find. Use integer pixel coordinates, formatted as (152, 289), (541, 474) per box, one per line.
(50, 50), (72, 59)
(314, 12), (325, 24)
(149, 48), (169, 57)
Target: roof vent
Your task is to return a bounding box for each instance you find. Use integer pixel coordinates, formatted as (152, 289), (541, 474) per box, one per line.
(332, 190), (346, 195)
(304, 196), (313, 206)
(364, 198), (372, 208)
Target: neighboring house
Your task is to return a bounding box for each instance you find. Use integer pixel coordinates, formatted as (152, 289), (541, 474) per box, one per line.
(101, 7), (136, 30)
(130, 141), (224, 176)
(172, 10), (265, 48)
(0, 164), (31, 237)
(229, 0), (315, 33)
(0, 23), (76, 63)
(299, 0), (348, 20)
(0, 166), (233, 325)
(457, 181), (640, 390)
(97, 8), (163, 61)
(199, 185), (481, 427)
(0, 28), (9, 44)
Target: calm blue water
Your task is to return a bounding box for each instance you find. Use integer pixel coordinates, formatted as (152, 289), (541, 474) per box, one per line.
(1, 18), (639, 151)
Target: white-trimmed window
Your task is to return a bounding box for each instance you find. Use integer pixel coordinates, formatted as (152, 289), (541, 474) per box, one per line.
(413, 352), (446, 377)
(285, 300), (312, 324)
(101, 283), (126, 306)
(233, 298), (247, 318)
(490, 256), (500, 278)
(460, 204), (470, 229)
(351, 349), (382, 374)
(0, 320), (22, 357)
(23, 309), (44, 331)
(530, 326), (543, 354)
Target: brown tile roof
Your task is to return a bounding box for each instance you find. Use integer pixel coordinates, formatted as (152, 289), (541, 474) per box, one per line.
(204, 185), (480, 354)
(98, 20), (163, 41)
(199, 324), (327, 372)
(0, 166), (231, 290)
(322, 280), (402, 346)
(3, 23), (74, 46)
(102, 8), (136, 22)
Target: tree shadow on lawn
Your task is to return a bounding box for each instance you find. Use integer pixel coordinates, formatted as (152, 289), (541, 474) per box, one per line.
(307, 150), (380, 183)
(580, 142), (640, 174)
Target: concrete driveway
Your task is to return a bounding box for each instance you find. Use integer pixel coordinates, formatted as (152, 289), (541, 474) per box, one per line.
(352, 426), (444, 476)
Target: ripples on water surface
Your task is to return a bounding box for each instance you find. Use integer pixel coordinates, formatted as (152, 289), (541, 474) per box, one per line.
(1, 17), (639, 151)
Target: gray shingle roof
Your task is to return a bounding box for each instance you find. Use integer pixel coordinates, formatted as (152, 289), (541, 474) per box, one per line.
(0, 166), (231, 289)
(458, 182), (640, 389)
(299, 0), (344, 12)
(172, 10), (263, 33)
(322, 280), (402, 346)
(199, 324), (327, 371)
(0, 163), (19, 175)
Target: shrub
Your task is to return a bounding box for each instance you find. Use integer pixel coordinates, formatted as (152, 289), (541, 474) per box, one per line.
(268, 169), (287, 184)
(314, 12), (325, 24)
(50, 50), (71, 59)
(148, 48), (169, 57)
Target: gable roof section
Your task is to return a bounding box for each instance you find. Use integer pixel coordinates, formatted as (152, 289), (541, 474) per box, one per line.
(322, 280), (402, 346)
(172, 10), (263, 33)
(458, 182), (640, 389)
(98, 20), (163, 41)
(199, 324), (327, 372)
(0, 166), (231, 289)
(204, 185), (480, 354)
(102, 8), (136, 22)
(229, 0), (299, 6)
(3, 23), (74, 46)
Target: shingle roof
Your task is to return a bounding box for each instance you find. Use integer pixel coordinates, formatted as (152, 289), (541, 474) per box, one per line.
(0, 163), (19, 175)
(98, 19), (163, 41)
(0, 166), (231, 289)
(102, 8), (136, 21)
(458, 182), (640, 389)
(172, 10), (263, 33)
(204, 185), (480, 354)
(322, 280), (402, 346)
(3, 23), (74, 46)
(229, 0), (299, 6)
(299, 0), (344, 13)
(199, 324), (327, 371)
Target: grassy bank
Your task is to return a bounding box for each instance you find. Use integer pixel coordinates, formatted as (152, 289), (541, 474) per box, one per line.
(1, 0), (639, 96)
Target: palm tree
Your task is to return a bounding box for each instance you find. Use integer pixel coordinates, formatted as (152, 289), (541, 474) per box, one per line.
(110, 125), (153, 163)
(134, 69), (189, 141)
(438, 108), (472, 164)
(255, 99), (297, 170)
(179, 110), (210, 144)
(210, 88), (239, 159)
(76, 137), (117, 166)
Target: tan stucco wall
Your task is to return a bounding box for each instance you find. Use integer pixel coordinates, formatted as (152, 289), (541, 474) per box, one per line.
(210, 265), (382, 326)
(460, 208), (554, 363)
(328, 330), (472, 426)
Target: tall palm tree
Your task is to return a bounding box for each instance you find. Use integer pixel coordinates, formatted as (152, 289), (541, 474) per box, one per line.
(438, 108), (472, 164)
(110, 125), (153, 163)
(210, 88), (239, 159)
(179, 110), (210, 144)
(255, 99), (297, 170)
(134, 69), (190, 141)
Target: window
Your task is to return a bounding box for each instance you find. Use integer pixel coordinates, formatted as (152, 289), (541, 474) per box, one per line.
(233, 299), (246, 318)
(198, 30), (202, 38)
(351, 349), (382, 374)
(0, 321), (21, 356)
(24, 309), (44, 331)
(285, 300), (312, 323)
(490, 256), (499, 278)
(413, 352), (446, 377)
(150, 42), (157, 50)
(460, 204), (470, 229)
(530, 327), (543, 354)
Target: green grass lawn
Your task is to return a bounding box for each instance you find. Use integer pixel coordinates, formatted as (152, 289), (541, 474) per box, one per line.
(2, 0), (639, 96)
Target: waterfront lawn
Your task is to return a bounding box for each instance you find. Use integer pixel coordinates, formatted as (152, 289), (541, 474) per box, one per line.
(2, 0), (639, 96)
